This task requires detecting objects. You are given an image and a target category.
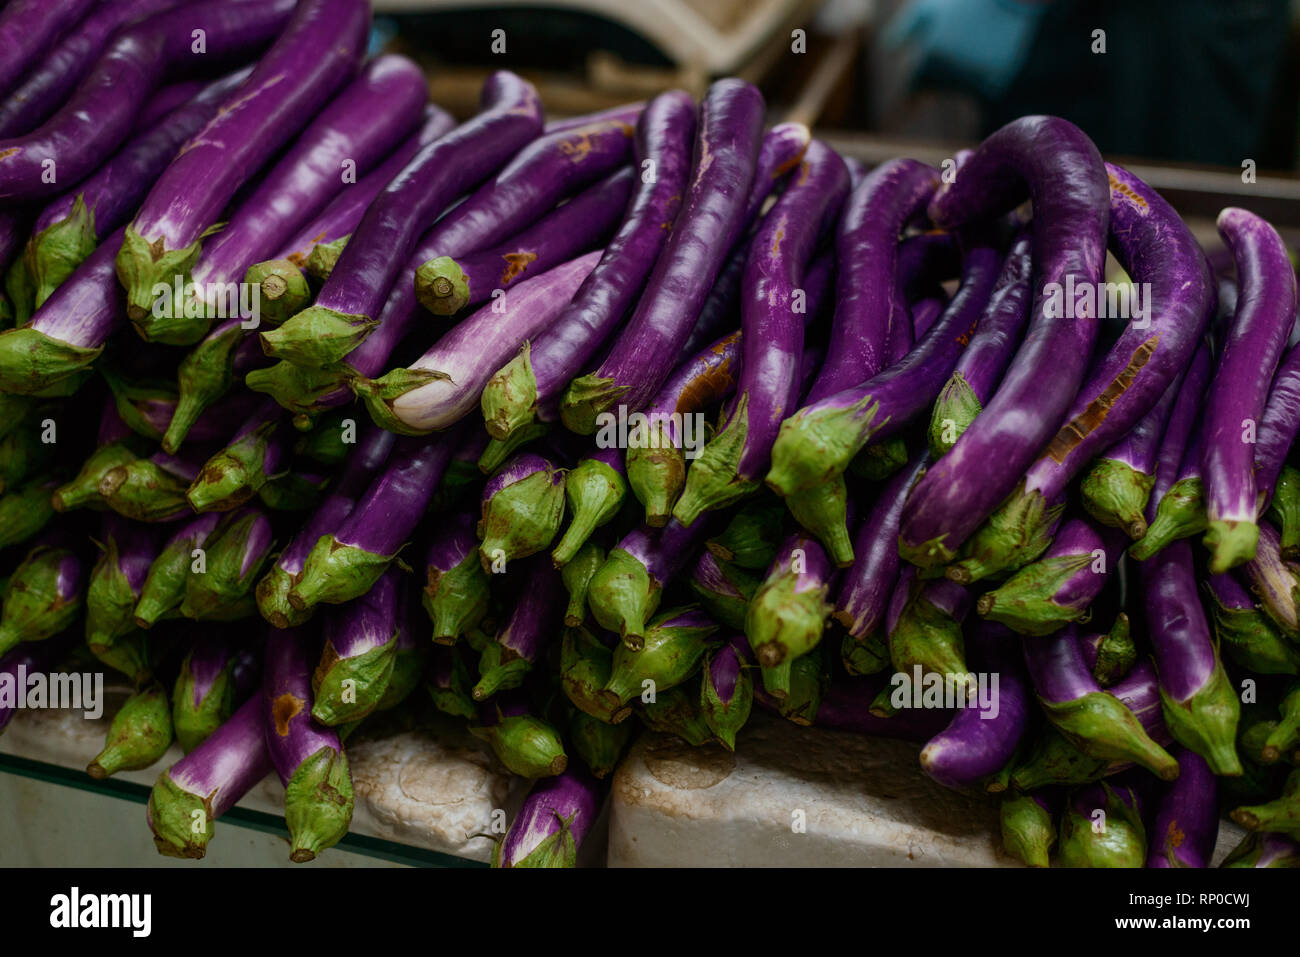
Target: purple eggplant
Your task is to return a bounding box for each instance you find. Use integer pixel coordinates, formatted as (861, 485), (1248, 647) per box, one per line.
(87, 682), (172, 779)
(1200, 208), (1298, 571)
(746, 528), (837, 697)
(477, 452), (567, 569)
(85, 516), (156, 678)
(418, 163), (633, 317)
(116, 0), (369, 339)
(0, 634), (76, 734)
(700, 634), (755, 750)
(482, 93), (696, 443)
(1221, 831), (1300, 868)
(1000, 792), (1055, 867)
(704, 500), (786, 571)
(1267, 465), (1300, 559)
(885, 572), (974, 695)
(1077, 613), (1138, 688)
(558, 79), (765, 431)
(672, 141), (850, 527)
(473, 556), (566, 699)
(834, 448), (927, 643)
(602, 607), (718, 714)
(1141, 540), (1242, 775)
(689, 549), (760, 632)
(926, 230), (1032, 459)
(172, 634), (243, 753)
(920, 621), (1030, 789)
(1059, 778), (1148, 868)
(586, 515), (715, 649)
(1255, 342), (1300, 521)
(1022, 625), (1178, 779)
(561, 624), (619, 722)
(288, 429), (461, 612)
(97, 447), (202, 522)
(1129, 343), (1214, 560)
(0, 0), (101, 104)
(953, 164), (1213, 581)
(1245, 522), (1300, 636)
(551, 445), (626, 567)
(767, 235), (1001, 563)
(147, 695), (273, 859)
(1147, 747), (1219, 868)
(23, 68), (250, 310)
(0, 544), (84, 655)
(180, 507), (273, 621)
(259, 71), (544, 366)
(133, 513), (222, 629)
(0, 0), (296, 205)
(360, 250), (603, 435)
(422, 510), (490, 643)
(471, 691), (568, 778)
(312, 568), (401, 726)
(186, 402), (291, 513)
(977, 518), (1125, 636)
(1206, 569), (1300, 675)
(895, 117), (1110, 570)
(265, 626), (354, 861)
(494, 766), (604, 868)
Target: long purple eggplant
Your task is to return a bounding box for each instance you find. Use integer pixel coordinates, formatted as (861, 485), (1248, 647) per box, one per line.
(473, 555), (565, 699)
(419, 167), (632, 317)
(133, 513), (222, 628)
(586, 515), (715, 649)
(951, 164), (1213, 582)
(0, 0), (100, 102)
(186, 402), (292, 513)
(264, 626), (353, 861)
(768, 235), (1001, 562)
(422, 510), (490, 643)
(558, 79), (765, 431)
(479, 92), (695, 442)
(1200, 207), (1298, 571)
(173, 633), (242, 753)
(360, 251), (603, 434)
(700, 633), (755, 749)
(1255, 342), (1300, 517)
(1147, 747), (1218, 868)
(977, 518), (1125, 636)
(147, 695), (273, 859)
(494, 767), (605, 868)
(920, 621), (1030, 789)
(312, 568), (401, 726)
(672, 140), (850, 526)
(1141, 540), (1242, 774)
(746, 529), (837, 697)
(0, 0), (296, 203)
(1206, 568), (1300, 675)
(180, 507), (273, 621)
(927, 230), (1032, 458)
(22, 69), (251, 309)
(477, 452), (567, 566)
(288, 428), (462, 612)
(259, 71), (545, 366)
(85, 515), (155, 680)
(895, 117), (1110, 569)
(0, 544), (84, 655)
(116, 0), (369, 337)
(1244, 521), (1300, 636)
(1022, 625), (1179, 779)
(886, 574), (974, 693)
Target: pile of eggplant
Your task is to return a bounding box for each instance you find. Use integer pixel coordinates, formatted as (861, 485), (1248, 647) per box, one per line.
(1, 0), (1299, 870)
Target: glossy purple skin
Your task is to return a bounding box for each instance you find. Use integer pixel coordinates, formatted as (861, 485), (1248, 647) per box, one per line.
(884, 565), (917, 636)
(1070, 778), (1144, 820)
(898, 230), (960, 300)
(449, 167), (633, 310)
(1141, 540), (1218, 702)
(104, 514), (156, 594)
(901, 117), (1110, 555)
(1206, 569), (1254, 612)
(1020, 163), (1214, 504)
(133, 80), (208, 133)
(0, 0), (185, 137)
(127, 0), (367, 253)
(191, 55), (428, 295)
(0, 0), (99, 103)
(526, 91), (696, 412)
(691, 549), (747, 601)
(334, 429), (461, 557)
(724, 140), (850, 479)
(923, 578), (971, 622)
(154, 696), (272, 819)
(324, 569), (399, 660)
(805, 159), (939, 406)
(224, 401), (293, 478)
(274, 425), (395, 576)
(0, 0), (297, 201)
(617, 514), (714, 588)
(767, 527), (836, 597)
(1255, 342), (1300, 508)
(1148, 343), (1212, 513)
(1109, 661), (1172, 745)
(1147, 747), (1218, 868)
(0, 636), (73, 731)
(641, 331), (742, 447)
(1245, 522), (1294, 626)
(498, 766), (604, 867)
(1021, 625), (1101, 706)
(137, 388), (261, 445)
(584, 80), (765, 414)
(1097, 363), (1183, 476)
(425, 511), (478, 574)
(584, 444), (627, 476)
(910, 298), (945, 340)
(835, 449), (928, 639)
(1203, 208), (1298, 525)
(1040, 518), (1127, 613)
(946, 231), (1032, 403)
(921, 620), (1030, 788)
(151, 448), (206, 484)
(186, 635), (235, 709)
(308, 71), (543, 321)
(237, 510), (274, 581)
(28, 225), (126, 346)
(0, 210), (25, 272)
(497, 555), (565, 661)
(273, 105), (458, 263)
(544, 104), (645, 135)
(483, 453), (555, 502)
(708, 640), (744, 704)
(797, 241), (1003, 432)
